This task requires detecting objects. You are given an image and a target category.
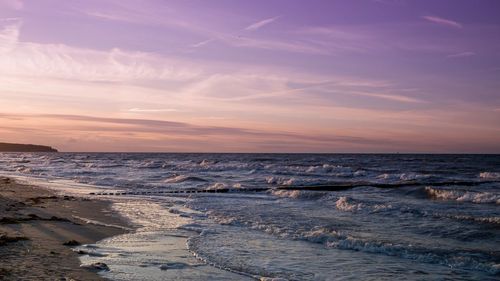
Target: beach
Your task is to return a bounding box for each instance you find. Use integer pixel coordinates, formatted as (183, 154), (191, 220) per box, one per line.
(0, 177), (130, 280)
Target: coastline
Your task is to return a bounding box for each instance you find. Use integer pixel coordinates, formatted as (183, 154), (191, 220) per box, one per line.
(0, 177), (131, 280)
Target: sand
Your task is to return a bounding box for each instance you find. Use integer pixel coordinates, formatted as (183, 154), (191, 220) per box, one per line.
(0, 177), (131, 280)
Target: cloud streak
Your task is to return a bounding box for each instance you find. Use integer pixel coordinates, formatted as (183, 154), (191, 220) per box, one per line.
(446, 51), (476, 58)
(0, 113), (394, 152)
(422, 15), (463, 28)
(350, 92), (425, 103)
(190, 38), (214, 48)
(0, 21), (21, 53)
(0, 0), (23, 10)
(245, 16), (281, 31)
(128, 108), (179, 113)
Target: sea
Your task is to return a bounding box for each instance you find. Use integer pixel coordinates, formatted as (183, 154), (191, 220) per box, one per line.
(0, 153), (499, 280)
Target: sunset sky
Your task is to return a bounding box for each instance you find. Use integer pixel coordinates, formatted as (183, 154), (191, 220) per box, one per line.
(1, 0), (499, 153)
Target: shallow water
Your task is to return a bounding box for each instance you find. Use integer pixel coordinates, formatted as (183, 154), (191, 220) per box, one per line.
(1, 153), (499, 280)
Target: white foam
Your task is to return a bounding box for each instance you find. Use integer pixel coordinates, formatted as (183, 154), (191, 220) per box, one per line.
(112, 200), (192, 231)
(479, 172), (500, 180)
(335, 196), (364, 212)
(72, 215), (134, 231)
(377, 172), (429, 181)
(325, 237), (500, 275)
(271, 189), (325, 200)
(425, 187), (500, 204)
(164, 175), (207, 183)
(266, 177), (295, 186)
(206, 182), (227, 190)
(305, 164), (353, 174)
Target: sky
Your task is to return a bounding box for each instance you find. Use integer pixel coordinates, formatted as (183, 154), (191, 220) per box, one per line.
(0, 0), (499, 153)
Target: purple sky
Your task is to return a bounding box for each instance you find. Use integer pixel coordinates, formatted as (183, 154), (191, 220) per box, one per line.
(0, 0), (499, 152)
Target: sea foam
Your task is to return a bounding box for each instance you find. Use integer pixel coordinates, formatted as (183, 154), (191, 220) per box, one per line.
(425, 186), (500, 204)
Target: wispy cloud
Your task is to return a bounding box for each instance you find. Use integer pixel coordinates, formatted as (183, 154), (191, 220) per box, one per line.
(0, 24), (202, 82)
(245, 16), (281, 31)
(0, 20), (21, 53)
(295, 23), (468, 55)
(0, 17), (21, 22)
(422, 15), (463, 28)
(128, 108), (179, 113)
(86, 7), (327, 56)
(190, 38), (214, 48)
(85, 11), (130, 22)
(220, 35), (330, 55)
(446, 51), (476, 58)
(0, 0), (23, 10)
(85, 8), (201, 34)
(0, 113), (390, 152)
(351, 92), (424, 103)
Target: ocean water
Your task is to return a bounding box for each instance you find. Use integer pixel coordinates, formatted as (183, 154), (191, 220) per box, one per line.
(0, 153), (499, 280)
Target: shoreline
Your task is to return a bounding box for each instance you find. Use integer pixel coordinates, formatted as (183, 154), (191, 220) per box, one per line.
(0, 177), (132, 280)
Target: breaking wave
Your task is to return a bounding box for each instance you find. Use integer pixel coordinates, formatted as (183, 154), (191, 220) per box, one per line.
(376, 172), (429, 181)
(271, 189), (326, 200)
(425, 186), (500, 204)
(335, 196), (364, 212)
(479, 172), (500, 180)
(164, 174), (208, 183)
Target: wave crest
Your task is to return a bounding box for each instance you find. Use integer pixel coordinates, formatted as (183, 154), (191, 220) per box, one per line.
(271, 190), (326, 200)
(335, 196), (364, 212)
(479, 172), (500, 180)
(164, 175), (208, 183)
(425, 186), (500, 204)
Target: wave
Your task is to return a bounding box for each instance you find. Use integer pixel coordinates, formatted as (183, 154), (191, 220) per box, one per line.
(479, 172), (500, 180)
(443, 214), (500, 225)
(189, 221), (500, 276)
(278, 179), (495, 193)
(164, 175), (208, 183)
(425, 186), (500, 204)
(331, 195), (500, 226)
(266, 177), (295, 186)
(72, 215), (133, 231)
(271, 190), (326, 200)
(187, 236), (262, 280)
(96, 163), (124, 168)
(325, 237), (499, 275)
(15, 166), (32, 173)
(335, 196), (364, 212)
(305, 164), (355, 175)
(137, 160), (163, 169)
(333, 196), (393, 213)
(376, 172), (429, 181)
(206, 183), (227, 190)
(299, 227), (500, 274)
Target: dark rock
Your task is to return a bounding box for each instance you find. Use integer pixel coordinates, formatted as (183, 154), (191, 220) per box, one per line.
(63, 240), (80, 246)
(0, 268), (11, 277)
(82, 262), (110, 272)
(49, 216), (71, 222)
(0, 234), (29, 245)
(1, 177), (11, 184)
(0, 217), (20, 224)
(159, 262), (189, 270)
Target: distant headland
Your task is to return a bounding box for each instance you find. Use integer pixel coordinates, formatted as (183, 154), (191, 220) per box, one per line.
(0, 142), (58, 152)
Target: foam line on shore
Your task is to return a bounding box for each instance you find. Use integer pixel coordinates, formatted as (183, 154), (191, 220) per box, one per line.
(72, 215), (134, 231)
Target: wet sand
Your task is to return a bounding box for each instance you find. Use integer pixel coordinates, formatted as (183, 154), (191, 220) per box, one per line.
(0, 177), (131, 280)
